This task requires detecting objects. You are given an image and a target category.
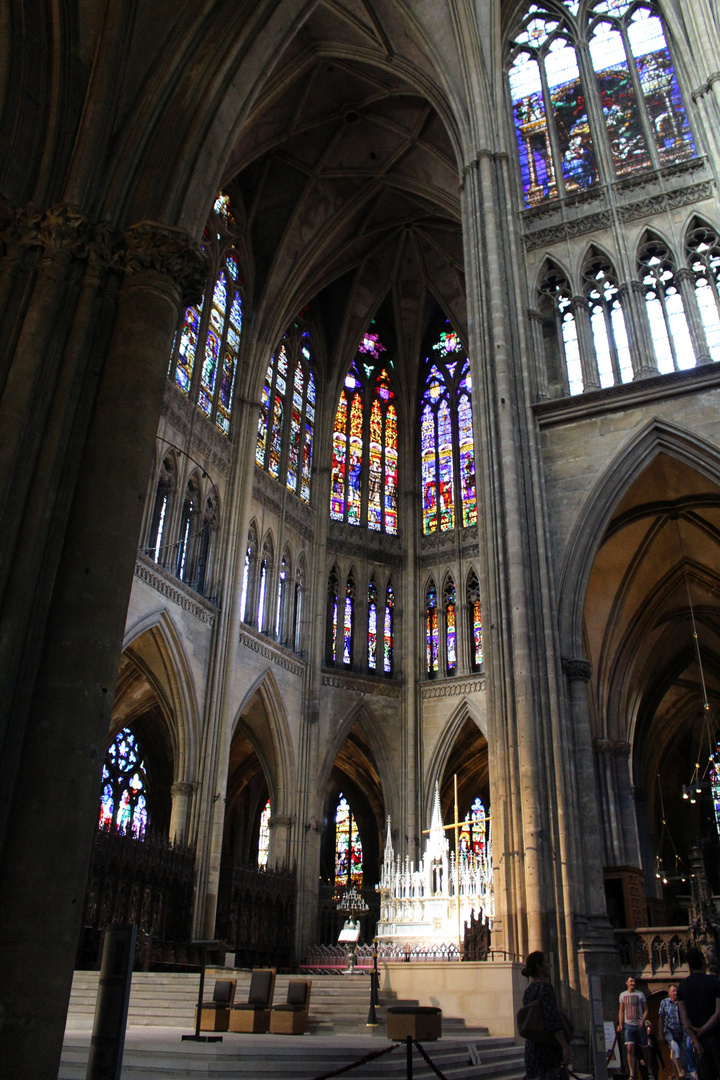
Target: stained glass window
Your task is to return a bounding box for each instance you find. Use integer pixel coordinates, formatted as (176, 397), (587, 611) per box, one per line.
(444, 578), (457, 675)
(147, 456), (175, 567)
(421, 325), (477, 534)
(711, 750), (720, 838)
(687, 223), (720, 362)
(258, 799), (271, 867)
(169, 192), (242, 434)
(293, 560), (305, 654)
(458, 798), (488, 859)
(468, 571), (483, 671)
(329, 342), (398, 534)
(98, 728), (149, 840)
(368, 579), (378, 671)
(508, 3), (695, 205)
(240, 525), (257, 623)
(255, 324), (315, 503)
(327, 568), (340, 664)
(426, 582), (439, 676)
(343, 574), (355, 666)
(638, 236), (695, 373)
(275, 553), (288, 640)
(335, 794), (363, 888)
(384, 583), (394, 675)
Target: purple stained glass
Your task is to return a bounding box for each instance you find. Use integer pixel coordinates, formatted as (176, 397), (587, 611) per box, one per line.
(176, 303), (203, 393)
(256, 363), (272, 466)
(509, 52), (557, 206)
(437, 399), (454, 531)
(201, 330), (220, 409)
(343, 587), (353, 665)
(335, 795), (363, 888)
(358, 331), (386, 359)
(347, 394), (363, 526)
(383, 585), (394, 674)
(458, 393), (477, 527)
(97, 728), (148, 840)
(426, 584), (439, 674)
(421, 404), (437, 534)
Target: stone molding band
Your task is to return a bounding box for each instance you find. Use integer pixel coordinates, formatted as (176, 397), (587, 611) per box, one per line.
(562, 657), (592, 681)
(0, 199), (207, 305)
(594, 739), (631, 758)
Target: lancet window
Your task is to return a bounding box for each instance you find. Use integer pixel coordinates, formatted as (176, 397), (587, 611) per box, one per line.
(420, 326), (478, 534)
(275, 551), (290, 642)
(638, 235), (695, 373)
(426, 581), (439, 676)
(444, 577), (457, 675)
(293, 560), (305, 654)
(383, 583), (394, 675)
(256, 535), (273, 633)
(343, 573), (355, 666)
(538, 263), (584, 395)
(335, 794), (362, 889)
(367, 578), (395, 675)
(169, 193), (243, 434)
(507, 2), (696, 209)
(582, 250), (633, 387)
(686, 222), (720, 362)
(98, 728), (149, 840)
(467, 571), (484, 672)
(147, 455), (176, 566)
(330, 333), (398, 534)
(258, 799), (271, 867)
(458, 797), (488, 859)
(256, 321), (316, 504)
(368, 579), (379, 671)
(327, 567), (340, 665)
(240, 524), (258, 623)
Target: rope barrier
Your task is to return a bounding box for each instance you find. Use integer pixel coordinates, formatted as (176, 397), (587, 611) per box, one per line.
(309, 1041), (400, 1080)
(412, 1039), (452, 1080)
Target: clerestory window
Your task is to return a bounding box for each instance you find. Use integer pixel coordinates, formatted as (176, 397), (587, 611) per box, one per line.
(256, 321), (316, 504)
(507, 2), (696, 209)
(330, 329), (398, 534)
(420, 325), (478, 535)
(169, 192), (243, 435)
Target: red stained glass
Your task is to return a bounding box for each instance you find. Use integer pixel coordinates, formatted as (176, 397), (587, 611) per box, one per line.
(347, 393), (363, 526)
(458, 393), (477, 526)
(438, 399), (454, 530)
(426, 584), (439, 674)
(368, 579), (378, 670)
(335, 794), (363, 888)
(445, 580), (457, 674)
(421, 404), (437, 534)
(176, 303), (203, 394)
(331, 391), (348, 520)
(368, 399), (382, 530)
(473, 600), (483, 668)
(256, 363), (272, 466)
(98, 728), (148, 840)
(383, 584), (394, 674)
(384, 404), (398, 534)
(287, 363), (304, 492)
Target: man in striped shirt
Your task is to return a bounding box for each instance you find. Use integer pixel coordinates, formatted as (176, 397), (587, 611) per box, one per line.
(618, 976), (649, 1080)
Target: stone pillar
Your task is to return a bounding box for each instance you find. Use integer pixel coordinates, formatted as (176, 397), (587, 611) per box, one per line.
(0, 219), (206, 1080)
(527, 307), (550, 400)
(570, 296), (601, 391)
(268, 814), (294, 870)
(676, 267), (711, 366)
(593, 739), (637, 867)
(170, 781), (195, 844)
(618, 280), (659, 379)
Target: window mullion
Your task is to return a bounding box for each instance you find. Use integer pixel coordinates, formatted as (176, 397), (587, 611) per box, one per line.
(538, 48), (566, 199)
(620, 21), (660, 171)
(576, 38), (615, 186)
(189, 285), (213, 405)
(603, 302), (622, 384)
(658, 288), (680, 371)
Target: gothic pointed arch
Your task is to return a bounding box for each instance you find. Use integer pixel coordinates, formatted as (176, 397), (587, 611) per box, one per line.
(423, 697), (489, 826)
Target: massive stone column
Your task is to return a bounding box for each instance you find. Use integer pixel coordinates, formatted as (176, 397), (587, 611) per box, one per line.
(0, 216), (205, 1080)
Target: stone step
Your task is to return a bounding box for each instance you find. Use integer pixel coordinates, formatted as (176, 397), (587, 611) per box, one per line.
(59, 1030), (525, 1080)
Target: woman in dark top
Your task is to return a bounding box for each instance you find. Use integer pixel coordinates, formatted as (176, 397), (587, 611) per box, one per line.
(522, 951), (572, 1080)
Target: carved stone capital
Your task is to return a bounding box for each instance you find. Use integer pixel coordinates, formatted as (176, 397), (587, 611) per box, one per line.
(528, 307), (544, 325)
(269, 815), (294, 829)
(618, 279), (646, 299)
(594, 738), (631, 758)
(122, 221), (208, 305)
(171, 781), (195, 797)
(562, 657), (592, 682)
(5, 202), (93, 263)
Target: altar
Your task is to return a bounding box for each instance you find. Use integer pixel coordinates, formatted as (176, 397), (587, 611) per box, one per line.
(376, 783), (493, 951)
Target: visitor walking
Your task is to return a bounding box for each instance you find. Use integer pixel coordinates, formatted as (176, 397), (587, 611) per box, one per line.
(660, 984), (687, 1079)
(678, 947), (720, 1080)
(521, 951), (572, 1080)
(618, 975), (648, 1080)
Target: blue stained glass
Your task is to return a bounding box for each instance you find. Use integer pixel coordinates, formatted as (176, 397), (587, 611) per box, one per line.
(230, 295), (242, 328)
(628, 12), (695, 167)
(545, 38), (597, 193)
(509, 53), (556, 206)
(226, 254), (239, 280)
(368, 581), (378, 670)
(421, 403), (437, 534)
(426, 584), (439, 674)
(213, 272), (227, 311)
(383, 585), (394, 674)
(343, 589), (353, 665)
(590, 22), (651, 175)
(176, 303), (202, 393)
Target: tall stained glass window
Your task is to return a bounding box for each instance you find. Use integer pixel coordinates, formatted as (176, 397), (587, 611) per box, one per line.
(384, 583), (394, 675)
(258, 799), (271, 867)
(468, 571), (483, 672)
(444, 577), (457, 675)
(169, 192), (242, 434)
(256, 322), (315, 503)
(343, 574), (355, 666)
(368, 579), (378, 671)
(711, 749), (720, 839)
(507, 3), (695, 207)
(327, 567), (340, 664)
(330, 330), (398, 534)
(98, 728), (149, 840)
(458, 797), (488, 859)
(421, 325), (477, 534)
(426, 581), (439, 676)
(335, 794), (363, 889)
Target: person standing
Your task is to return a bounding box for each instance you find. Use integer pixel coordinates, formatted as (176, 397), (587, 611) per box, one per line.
(660, 984), (687, 1079)
(618, 975), (649, 1080)
(521, 951), (572, 1080)
(678, 947), (720, 1080)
